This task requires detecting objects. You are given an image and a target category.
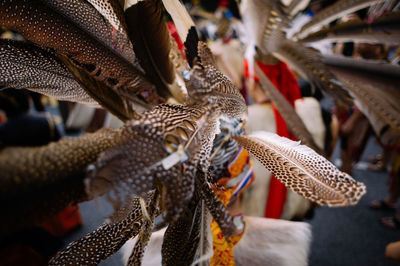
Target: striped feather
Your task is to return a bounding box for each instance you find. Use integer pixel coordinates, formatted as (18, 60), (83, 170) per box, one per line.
(232, 132), (366, 206)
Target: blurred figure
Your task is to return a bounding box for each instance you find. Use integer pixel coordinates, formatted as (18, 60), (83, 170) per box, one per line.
(0, 88), (60, 147)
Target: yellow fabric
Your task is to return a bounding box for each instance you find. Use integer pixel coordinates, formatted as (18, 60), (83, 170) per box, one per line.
(210, 220), (243, 266)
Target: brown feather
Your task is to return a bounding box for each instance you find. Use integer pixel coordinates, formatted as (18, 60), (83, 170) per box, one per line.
(125, 0), (176, 98)
(232, 132), (366, 206)
(58, 54), (146, 121)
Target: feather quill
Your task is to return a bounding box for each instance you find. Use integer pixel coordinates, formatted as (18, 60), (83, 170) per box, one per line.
(255, 64), (325, 155)
(232, 132), (366, 206)
(295, 0), (387, 39)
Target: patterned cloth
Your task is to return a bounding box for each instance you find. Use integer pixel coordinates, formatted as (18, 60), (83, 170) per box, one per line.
(210, 117), (254, 265)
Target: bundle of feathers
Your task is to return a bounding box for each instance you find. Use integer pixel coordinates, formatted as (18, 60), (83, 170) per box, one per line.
(1, 0), (398, 264)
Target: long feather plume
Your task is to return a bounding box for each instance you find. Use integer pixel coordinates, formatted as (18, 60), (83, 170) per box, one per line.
(0, 40), (98, 107)
(0, 128), (118, 236)
(300, 11), (400, 45)
(325, 58), (400, 146)
(124, 0), (176, 98)
(232, 132), (366, 206)
(295, 0), (387, 39)
(266, 31), (353, 106)
(255, 63), (325, 155)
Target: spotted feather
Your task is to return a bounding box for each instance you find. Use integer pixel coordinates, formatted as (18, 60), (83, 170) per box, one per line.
(232, 132), (366, 206)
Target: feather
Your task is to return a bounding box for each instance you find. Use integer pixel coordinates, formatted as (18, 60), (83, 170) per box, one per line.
(167, 36), (190, 103)
(161, 198), (202, 266)
(85, 103), (216, 221)
(0, 128), (118, 236)
(124, 0), (176, 98)
(295, 0), (387, 39)
(300, 11), (400, 45)
(266, 31), (353, 106)
(42, 0), (135, 63)
(198, 41), (217, 68)
(0, 0), (159, 111)
(185, 61), (247, 120)
(254, 63), (324, 155)
(49, 193), (155, 265)
(58, 54), (146, 121)
(0, 40), (98, 107)
(232, 132), (366, 206)
(325, 58), (400, 146)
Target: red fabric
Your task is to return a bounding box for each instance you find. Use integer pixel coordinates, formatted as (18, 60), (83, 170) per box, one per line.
(41, 205), (82, 237)
(167, 22), (185, 52)
(254, 60), (302, 218)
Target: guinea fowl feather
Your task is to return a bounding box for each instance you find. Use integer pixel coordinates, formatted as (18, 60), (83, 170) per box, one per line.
(0, 129), (118, 236)
(232, 132), (366, 206)
(125, 0), (176, 99)
(0, 0), (159, 115)
(43, 0), (135, 63)
(49, 193), (155, 265)
(255, 63), (324, 156)
(295, 0), (387, 39)
(0, 40), (98, 107)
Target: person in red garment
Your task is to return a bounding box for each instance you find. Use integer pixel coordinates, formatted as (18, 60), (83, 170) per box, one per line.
(243, 51), (302, 219)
